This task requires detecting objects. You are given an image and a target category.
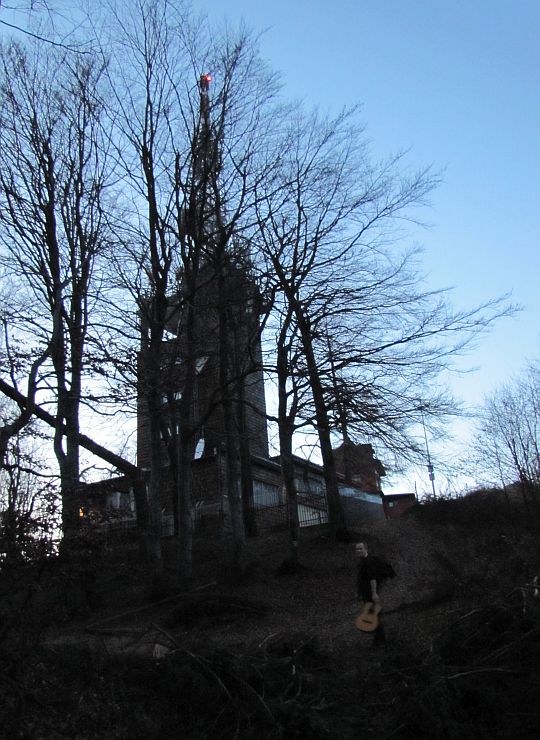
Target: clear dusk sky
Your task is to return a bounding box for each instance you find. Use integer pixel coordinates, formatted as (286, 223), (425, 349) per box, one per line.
(195, 0), (540, 493)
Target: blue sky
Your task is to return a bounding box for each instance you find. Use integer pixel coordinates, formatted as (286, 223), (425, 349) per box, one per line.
(197, 0), (540, 492)
(4, 0), (538, 492)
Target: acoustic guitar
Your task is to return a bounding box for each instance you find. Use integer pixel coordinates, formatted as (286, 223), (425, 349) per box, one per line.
(355, 601), (382, 632)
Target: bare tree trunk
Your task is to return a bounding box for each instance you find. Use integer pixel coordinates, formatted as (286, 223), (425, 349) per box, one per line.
(218, 269), (246, 575)
(176, 437), (194, 586)
(0, 347), (50, 468)
(277, 332), (300, 566)
(147, 413), (164, 569)
(279, 419), (300, 566)
(0, 378), (140, 476)
(141, 342), (164, 570)
(297, 314), (348, 540)
(236, 374), (257, 537)
(174, 354), (197, 587)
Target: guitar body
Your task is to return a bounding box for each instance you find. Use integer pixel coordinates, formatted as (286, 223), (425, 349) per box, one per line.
(355, 601), (382, 632)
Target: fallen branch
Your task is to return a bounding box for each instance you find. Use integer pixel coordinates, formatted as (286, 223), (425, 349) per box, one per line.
(85, 581), (216, 633)
(0, 377), (140, 477)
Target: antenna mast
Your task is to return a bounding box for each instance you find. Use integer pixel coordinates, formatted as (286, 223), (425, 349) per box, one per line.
(421, 413), (436, 497)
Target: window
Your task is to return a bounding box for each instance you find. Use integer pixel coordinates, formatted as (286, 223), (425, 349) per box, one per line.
(196, 356), (208, 374)
(194, 437), (205, 459)
(160, 390), (182, 406)
(253, 480), (280, 508)
(107, 490), (135, 516)
(296, 476), (325, 497)
(160, 418), (181, 441)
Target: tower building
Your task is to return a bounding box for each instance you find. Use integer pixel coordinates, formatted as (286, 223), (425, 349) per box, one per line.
(80, 75), (389, 535)
(136, 74), (272, 532)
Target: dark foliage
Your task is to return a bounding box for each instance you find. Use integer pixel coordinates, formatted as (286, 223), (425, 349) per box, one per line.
(411, 486), (537, 529)
(0, 640), (360, 739)
(2, 490), (540, 738)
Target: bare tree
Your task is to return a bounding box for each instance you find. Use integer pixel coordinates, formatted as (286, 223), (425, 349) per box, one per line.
(256, 106), (513, 540)
(0, 410), (59, 564)
(255, 108), (437, 538)
(308, 246), (510, 467)
(475, 363), (540, 511)
(0, 294), (51, 467)
(0, 1), (92, 51)
(0, 40), (112, 533)
(91, 0), (282, 579)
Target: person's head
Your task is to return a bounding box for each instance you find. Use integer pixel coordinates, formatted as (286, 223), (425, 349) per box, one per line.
(355, 542), (368, 558)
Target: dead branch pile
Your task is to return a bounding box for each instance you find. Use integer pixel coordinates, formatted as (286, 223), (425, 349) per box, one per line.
(0, 635), (366, 739)
(372, 586), (540, 738)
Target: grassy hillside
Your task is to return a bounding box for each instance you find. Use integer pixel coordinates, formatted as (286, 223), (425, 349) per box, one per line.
(1, 489), (540, 738)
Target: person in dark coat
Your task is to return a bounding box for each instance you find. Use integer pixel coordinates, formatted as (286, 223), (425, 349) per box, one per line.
(356, 541), (386, 645)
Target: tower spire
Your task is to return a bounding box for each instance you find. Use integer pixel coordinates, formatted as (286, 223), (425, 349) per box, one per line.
(199, 73), (211, 119)
(192, 72), (220, 243)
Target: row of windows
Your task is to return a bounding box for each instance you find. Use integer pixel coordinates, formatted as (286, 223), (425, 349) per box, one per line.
(252, 478), (325, 508)
(103, 478), (323, 517)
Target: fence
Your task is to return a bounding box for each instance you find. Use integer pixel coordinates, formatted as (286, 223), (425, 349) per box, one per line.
(84, 492), (332, 540)
(252, 493), (329, 531)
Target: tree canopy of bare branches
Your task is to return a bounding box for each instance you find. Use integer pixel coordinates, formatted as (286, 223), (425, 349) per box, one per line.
(0, 0), (515, 568)
(475, 363), (540, 510)
(0, 39), (112, 530)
